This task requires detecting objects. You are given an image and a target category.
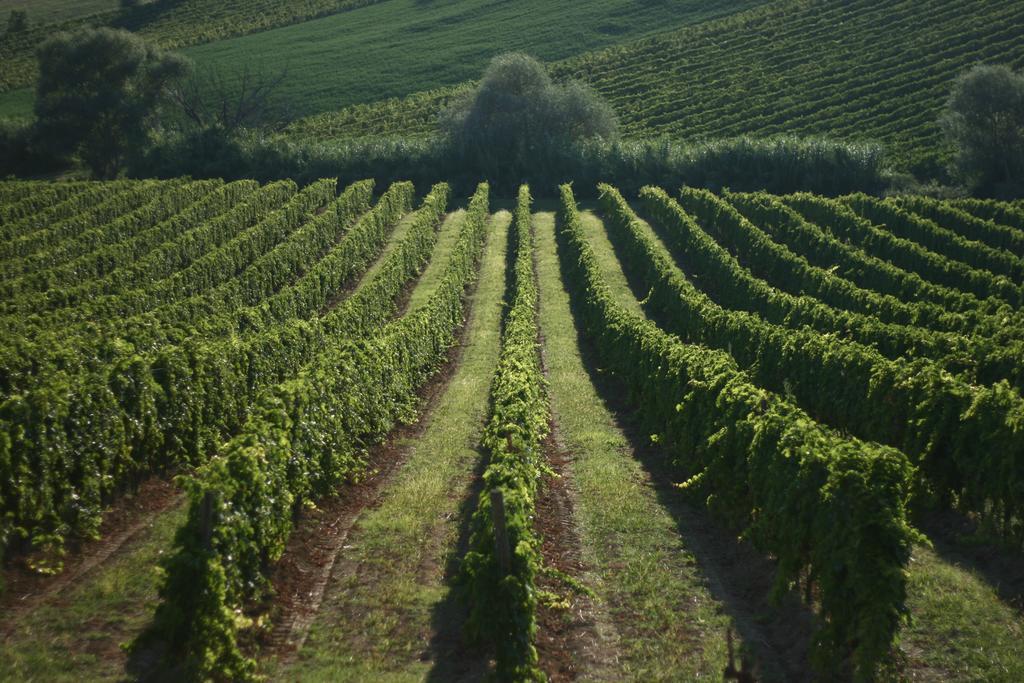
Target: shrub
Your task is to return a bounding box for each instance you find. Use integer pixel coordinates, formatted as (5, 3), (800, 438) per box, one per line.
(940, 64), (1024, 197)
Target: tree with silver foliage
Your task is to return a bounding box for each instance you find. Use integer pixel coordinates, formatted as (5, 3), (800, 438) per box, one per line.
(941, 64), (1024, 197)
(441, 52), (617, 181)
(34, 28), (190, 179)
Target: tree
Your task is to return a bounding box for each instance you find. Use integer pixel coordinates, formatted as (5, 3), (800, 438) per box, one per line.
(169, 63), (291, 134)
(7, 9), (28, 33)
(441, 52), (617, 179)
(34, 28), (190, 178)
(940, 64), (1024, 196)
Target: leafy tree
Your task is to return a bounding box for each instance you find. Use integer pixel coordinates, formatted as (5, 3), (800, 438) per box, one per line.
(6, 9), (28, 33)
(941, 64), (1024, 196)
(441, 52), (617, 178)
(34, 28), (190, 178)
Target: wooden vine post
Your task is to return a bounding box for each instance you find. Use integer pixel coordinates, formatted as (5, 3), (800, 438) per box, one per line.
(199, 490), (216, 551)
(490, 488), (511, 574)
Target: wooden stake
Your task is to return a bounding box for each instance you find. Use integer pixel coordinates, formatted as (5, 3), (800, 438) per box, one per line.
(723, 627), (756, 682)
(490, 488), (511, 574)
(199, 490), (216, 550)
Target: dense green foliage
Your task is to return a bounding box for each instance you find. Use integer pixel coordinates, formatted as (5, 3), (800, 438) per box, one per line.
(619, 187), (1024, 543)
(141, 132), (888, 198)
(462, 186), (548, 680)
(951, 197), (1024, 232)
(894, 195), (1024, 259)
(144, 182), (488, 680)
(940, 64), (1024, 195)
(443, 53), (616, 181)
(779, 193), (1016, 318)
(786, 193), (1024, 309)
(0, 179), (385, 564)
(845, 195), (1024, 305)
(560, 183), (917, 678)
(0, 180), (258, 300)
(34, 28), (189, 178)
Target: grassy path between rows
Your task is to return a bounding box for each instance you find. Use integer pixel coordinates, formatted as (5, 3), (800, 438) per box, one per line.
(337, 203), (422, 295)
(269, 210), (511, 681)
(404, 208), (466, 311)
(582, 203), (1024, 681)
(0, 502), (187, 681)
(534, 209), (744, 680)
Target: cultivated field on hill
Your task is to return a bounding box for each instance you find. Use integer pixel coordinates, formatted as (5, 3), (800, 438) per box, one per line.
(0, 0), (389, 96)
(282, 0), (1024, 175)
(4, 0), (1022, 183)
(1, 178), (1023, 681)
(0, 0), (115, 23)
(0, 0), (757, 119)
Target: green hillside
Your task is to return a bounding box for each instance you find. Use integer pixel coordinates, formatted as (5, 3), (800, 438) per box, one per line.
(0, 0), (758, 121)
(179, 0), (759, 120)
(284, 0), (1024, 174)
(0, 0), (388, 96)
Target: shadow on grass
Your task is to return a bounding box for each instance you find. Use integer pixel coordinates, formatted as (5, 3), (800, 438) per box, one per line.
(423, 441), (492, 683)
(554, 203), (822, 683)
(630, 193), (1024, 621)
(422, 203), (520, 682)
(918, 509), (1024, 616)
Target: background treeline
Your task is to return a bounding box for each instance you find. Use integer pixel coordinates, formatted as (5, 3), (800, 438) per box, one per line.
(135, 132), (888, 198)
(132, 51), (889, 197)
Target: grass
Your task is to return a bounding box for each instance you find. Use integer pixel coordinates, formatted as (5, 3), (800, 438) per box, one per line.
(0, 87), (32, 120)
(533, 208), (738, 680)
(896, 545), (1024, 681)
(268, 209), (510, 681)
(0, 501), (187, 682)
(403, 208), (464, 311)
(349, 201), (420, 286)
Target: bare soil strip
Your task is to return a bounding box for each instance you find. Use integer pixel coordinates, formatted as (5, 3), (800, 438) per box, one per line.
(534, 417), (621, 683)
